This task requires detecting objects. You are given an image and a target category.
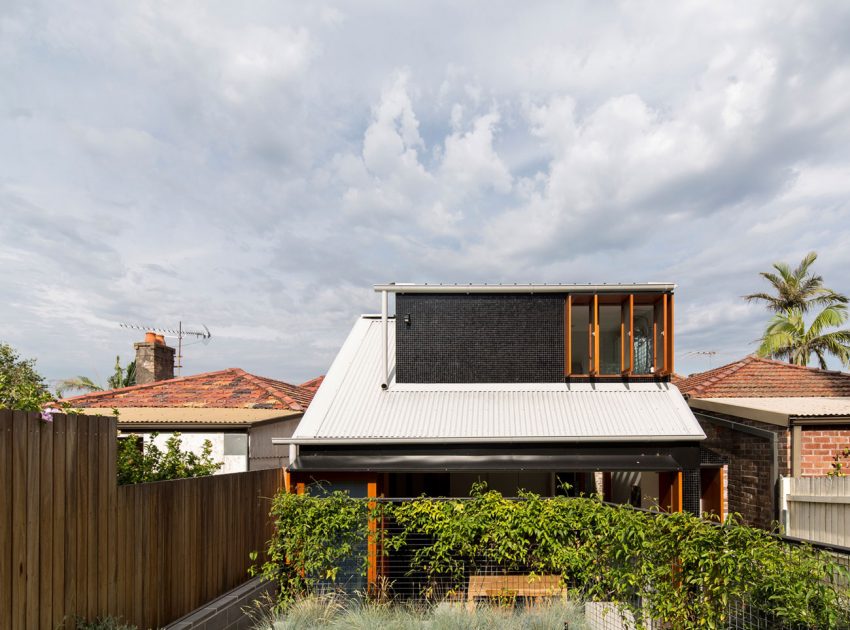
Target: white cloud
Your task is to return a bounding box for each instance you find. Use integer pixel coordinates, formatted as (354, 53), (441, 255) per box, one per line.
(2, 0), (850, 382)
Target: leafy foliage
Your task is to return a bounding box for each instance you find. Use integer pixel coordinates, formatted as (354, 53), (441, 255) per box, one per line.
(116, 431), (222, 485)
(747, 252), (850, 368)
(0, 341), (52, 411)
(253, 487), (373, 609)
(261, 484), (850, 629)
(745, 251), (847, 313)
(56, 355), (136, 398)
(756, 305), (850, 368)
(828, 446), (850, 477)
(107, 356), (136, 390)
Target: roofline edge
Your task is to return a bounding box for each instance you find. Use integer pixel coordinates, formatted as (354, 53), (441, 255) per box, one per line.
(373, 283), (676, 294)
(275, 435), (704, 445)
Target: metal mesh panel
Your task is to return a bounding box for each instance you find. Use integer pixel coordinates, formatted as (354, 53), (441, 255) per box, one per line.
(290, 498), (850, 629)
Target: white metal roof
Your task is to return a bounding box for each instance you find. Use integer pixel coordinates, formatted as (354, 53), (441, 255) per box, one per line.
(291, 317), (704, 443)
(700, 397), (850, 419)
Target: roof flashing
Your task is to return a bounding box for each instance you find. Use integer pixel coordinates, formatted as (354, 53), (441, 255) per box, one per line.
(373, 283), (676, 294)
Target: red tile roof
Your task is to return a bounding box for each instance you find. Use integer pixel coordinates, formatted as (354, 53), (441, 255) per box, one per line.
(62, 368), (314, 412)
(675, 355), (850, 398)
(299, 375), (325, 392)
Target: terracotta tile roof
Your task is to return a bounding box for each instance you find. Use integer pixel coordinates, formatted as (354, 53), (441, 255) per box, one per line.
(299, 375), (325, 392)
(61, 368), (314, 412)
(675, 355), (850, 398)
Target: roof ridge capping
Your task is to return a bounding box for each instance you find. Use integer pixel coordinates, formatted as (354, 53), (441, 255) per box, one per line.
(748, 354), (850, 376)
(237, 369), (305, 412)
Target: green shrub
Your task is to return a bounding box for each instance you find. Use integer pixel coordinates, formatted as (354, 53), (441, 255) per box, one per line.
(253, 486), (373, 609)
(117, 431), (221, 484)
(258, 484), (850, 629)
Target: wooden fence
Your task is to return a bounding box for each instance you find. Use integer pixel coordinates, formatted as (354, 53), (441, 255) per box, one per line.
(0, 410), (284, 629)
(781, 476), (850, 547)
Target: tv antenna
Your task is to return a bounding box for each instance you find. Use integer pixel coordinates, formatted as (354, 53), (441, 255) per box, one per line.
(119, 321), (211, 377)
(685, 350), (717, 369)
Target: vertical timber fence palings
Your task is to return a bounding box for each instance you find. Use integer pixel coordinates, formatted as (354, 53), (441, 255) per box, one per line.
(0, 410), (285, 629)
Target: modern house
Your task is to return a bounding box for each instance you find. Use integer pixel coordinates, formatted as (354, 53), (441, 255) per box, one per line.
(63, 334), (317, 472)
(676, 355), (850, 528)
(276, 283), (714, 516)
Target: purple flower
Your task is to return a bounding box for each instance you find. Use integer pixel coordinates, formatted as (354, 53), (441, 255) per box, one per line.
(40, 407), (60, 423)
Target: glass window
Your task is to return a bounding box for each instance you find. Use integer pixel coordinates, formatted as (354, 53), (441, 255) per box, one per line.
(570, 303), (590, 374)
(633, 305), (655, 374)
(598, 304), (622, 375)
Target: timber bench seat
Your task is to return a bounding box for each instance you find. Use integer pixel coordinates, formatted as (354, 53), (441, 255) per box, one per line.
(466, 574), (566, 609)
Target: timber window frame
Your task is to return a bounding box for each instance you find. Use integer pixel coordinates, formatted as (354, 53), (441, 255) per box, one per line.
(564, 291), (673, 377)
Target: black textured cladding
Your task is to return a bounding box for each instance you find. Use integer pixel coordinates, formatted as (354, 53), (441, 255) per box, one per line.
(683, 469), (701, 516)
(395, 293), (564, 383)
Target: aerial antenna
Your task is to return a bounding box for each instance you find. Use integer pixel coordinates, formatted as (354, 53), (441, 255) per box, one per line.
(685, 350), (717, 369)
(119, 321), (211, 377)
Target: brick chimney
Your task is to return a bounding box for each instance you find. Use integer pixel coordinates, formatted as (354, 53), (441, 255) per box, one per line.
(134, 332), (175, 384)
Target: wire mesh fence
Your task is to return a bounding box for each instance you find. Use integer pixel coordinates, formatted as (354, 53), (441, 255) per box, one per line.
(278, 495), (850, 629)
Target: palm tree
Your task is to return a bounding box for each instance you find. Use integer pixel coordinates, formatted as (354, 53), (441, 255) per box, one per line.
(107, 356), (136, 390)
(757, 305), (850, 369)
(55, 375), (103, 398)
(745, 251), (847, 313)
(56, 356), (136, 398)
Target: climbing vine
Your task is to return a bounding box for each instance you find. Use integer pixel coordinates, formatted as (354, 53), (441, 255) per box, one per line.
(258, 484), (850, 628)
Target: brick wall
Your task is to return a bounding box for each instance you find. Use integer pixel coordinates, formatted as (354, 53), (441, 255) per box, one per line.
(395, 293), (564, 383)
(800, 426), (850, 476)
(694, 411), (790, 529)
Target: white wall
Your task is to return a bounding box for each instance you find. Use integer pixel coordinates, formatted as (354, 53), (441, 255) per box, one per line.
(141, 431), (248, 474)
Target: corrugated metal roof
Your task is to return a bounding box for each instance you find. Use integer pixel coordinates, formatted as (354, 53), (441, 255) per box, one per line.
(701, 397), (850, 418)
(292, 318), (705, 443)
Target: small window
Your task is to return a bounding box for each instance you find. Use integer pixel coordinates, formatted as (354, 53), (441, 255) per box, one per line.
(223, 433), (247, 457)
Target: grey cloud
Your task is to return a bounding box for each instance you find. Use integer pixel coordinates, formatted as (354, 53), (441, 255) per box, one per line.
(1, 0), (850, 384)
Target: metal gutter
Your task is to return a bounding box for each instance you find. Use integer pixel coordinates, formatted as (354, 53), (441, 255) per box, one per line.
(373, 283), (676, 294)
(273, 434), (704, 446)
(790, 415), (850, 425)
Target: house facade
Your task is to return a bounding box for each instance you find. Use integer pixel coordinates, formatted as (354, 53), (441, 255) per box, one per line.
(64, 355), (317, 473)
(676, 355), (850, 529)
(278, 283), (714, 516)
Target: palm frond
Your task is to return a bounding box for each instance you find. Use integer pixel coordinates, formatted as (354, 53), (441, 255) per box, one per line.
(809, 305), (848, 336)
(744, 292), (784, 309)
(793, 251), (818, 278)
(56, 376), (103, 397)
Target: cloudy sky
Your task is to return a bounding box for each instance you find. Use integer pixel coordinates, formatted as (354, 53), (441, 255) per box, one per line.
(2, 1), (850, 388)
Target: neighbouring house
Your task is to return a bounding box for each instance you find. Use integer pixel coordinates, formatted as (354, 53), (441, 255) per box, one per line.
(299, 375), (325, 392)
(62, 334), (318, 472)
(275, 283), (718, 518)
(675, 355), (850, 529)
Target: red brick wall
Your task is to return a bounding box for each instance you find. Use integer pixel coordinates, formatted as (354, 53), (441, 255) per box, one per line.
(695, 411), (789, 529)
(800, 427), (850, 476)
